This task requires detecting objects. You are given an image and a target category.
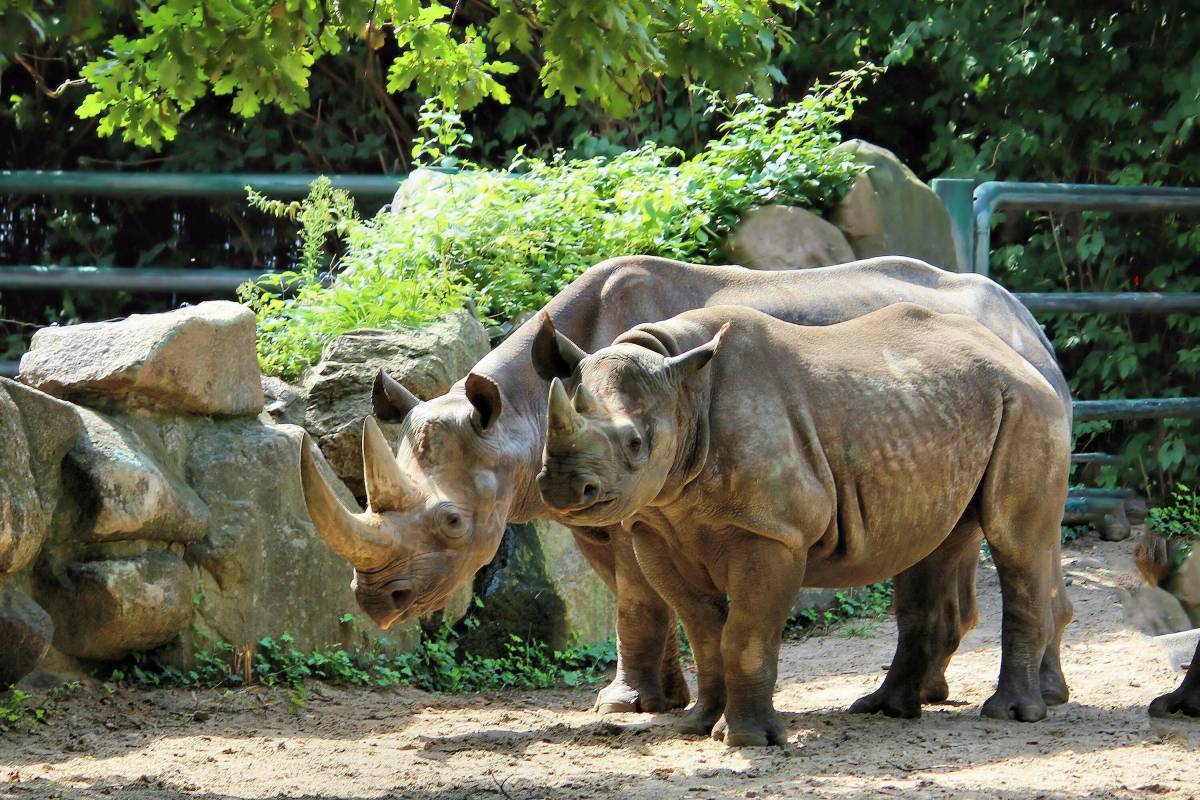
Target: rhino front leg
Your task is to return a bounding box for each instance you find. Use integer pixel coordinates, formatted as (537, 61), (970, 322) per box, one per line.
(569, 526), (689, 714)
(629, 523), (727, 736)
(851, 514), (982, 718)
(718, 534), (805, 747)
(1149, 641), (1200, 718)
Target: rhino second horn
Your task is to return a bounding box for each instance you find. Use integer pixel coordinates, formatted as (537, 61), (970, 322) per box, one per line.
(572, 383), (600, 414)
(299, 433), (394, 567)
(547, 377), (583, 433)
(362, 416), (419, 512)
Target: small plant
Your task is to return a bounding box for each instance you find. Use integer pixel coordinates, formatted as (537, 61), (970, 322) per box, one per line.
(0, 683), (79, 731)
(101, 609), (618, 699)
(786, 581), (894, 637)
(1149, 484), (1199, 568)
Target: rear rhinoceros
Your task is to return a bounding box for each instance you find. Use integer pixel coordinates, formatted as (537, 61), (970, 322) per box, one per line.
(535, 303), (1073, 746)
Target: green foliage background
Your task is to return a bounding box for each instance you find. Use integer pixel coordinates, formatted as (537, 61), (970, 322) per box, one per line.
(2, 1), (1198, 497)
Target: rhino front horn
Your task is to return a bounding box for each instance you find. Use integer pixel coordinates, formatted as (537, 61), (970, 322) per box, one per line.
(299, 433), (394, 567)
(362, 416), (419, 512)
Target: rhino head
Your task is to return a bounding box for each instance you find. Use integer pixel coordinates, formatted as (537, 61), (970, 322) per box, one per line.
(299, 372), (511, 630)
(533, 314), (727, 527)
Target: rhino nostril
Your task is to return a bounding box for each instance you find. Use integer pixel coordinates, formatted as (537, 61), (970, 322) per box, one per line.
(391, 588), (413, 609)
(580, 481), (599, 505)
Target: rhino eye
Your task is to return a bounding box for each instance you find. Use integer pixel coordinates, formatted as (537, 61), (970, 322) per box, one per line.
(437, 504), (466, 538)
(628, 435), (643, 455)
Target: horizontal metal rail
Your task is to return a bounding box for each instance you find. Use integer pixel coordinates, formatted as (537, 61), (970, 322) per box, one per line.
(0, 170), (404, 199)
(1, 266), (263, 292)
(1074, 397), (1200, 421)
(1016, 292), (1200, 314)
(1070, 452), (1122, 466)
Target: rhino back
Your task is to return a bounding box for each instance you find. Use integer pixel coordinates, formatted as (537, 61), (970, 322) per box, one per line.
(660, 304), (1064, 587)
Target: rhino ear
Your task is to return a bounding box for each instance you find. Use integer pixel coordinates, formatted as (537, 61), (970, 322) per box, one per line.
(465, 372), (502, 432)
(373, 370), (423, 423)
(531, 311), (590, 380)
(664, 322), (729, 383)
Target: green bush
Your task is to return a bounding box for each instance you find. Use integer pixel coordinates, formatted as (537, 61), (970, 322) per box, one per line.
(105, 622), (617, 696)
(1149, 484), (1200, 569)
(241, 71), (873, 380)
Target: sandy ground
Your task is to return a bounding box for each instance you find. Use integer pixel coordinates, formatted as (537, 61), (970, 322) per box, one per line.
(2, 534), (1197, 800)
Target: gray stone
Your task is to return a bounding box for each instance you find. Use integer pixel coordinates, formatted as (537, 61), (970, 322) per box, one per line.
(1169, 549), (1200, 625)
(726, 205), (856, 270)
(20, 301), (265, 416)
(41, 551), (195, 661)
(261, 376), (306, 427)
(0, 589), (54, 686)
(70, 408), (211, 544)
(390, 168), (455, 214)
(183, 420), (420, 652)
(537, 521), (616, 646)
(300, 310), (490, 494)
(0, 379), (81, 574)
(459, 520), (614, 656)
(1121, 586), (1193, 636)
(831, 140), (960, 270)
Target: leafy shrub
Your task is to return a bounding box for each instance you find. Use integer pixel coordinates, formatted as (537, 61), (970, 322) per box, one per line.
(786, 580), (894, 636)
(0, 683), (78, 731)
(1149, 484), (1200, 569)
(104, 621), (617, 697)
(241, 71), (873, 380)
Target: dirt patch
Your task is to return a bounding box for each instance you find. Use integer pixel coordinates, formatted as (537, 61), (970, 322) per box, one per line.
(2, 535), (1196, 800)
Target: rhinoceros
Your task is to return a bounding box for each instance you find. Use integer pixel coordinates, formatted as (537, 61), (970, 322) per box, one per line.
(535, 304), (1073, 746)
(1150, 648), (1200, 717)
(298, 255), (1071, 716)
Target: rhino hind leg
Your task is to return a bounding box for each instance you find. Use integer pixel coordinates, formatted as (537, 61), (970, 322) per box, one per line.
(851, 515), (982, 719)
(978, 396), (1072, 723)
(1148, 642), (1200, 718)
(1037, 555), (1073, 706)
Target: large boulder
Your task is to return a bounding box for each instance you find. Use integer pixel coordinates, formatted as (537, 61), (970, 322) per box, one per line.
(0, 379), (80, 574)
(40, 551), (195, 661)
(391, 168), (455, 214)
(1121, 586), (1194, 636)
(19, 301), (264, 416)
(831, 140), (960, 270)
(726, 205), (855, 270)
(299, 310), (491, 495)
(70, 408), (211, 544)
(459, 521), (614, 656)
(0, 589), (54, 686)
(183, 419), (420, 652)
(1169, 549), (1200, 625)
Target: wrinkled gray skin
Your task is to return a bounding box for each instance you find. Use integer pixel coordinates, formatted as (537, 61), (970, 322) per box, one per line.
(537, 304), (1073, 746)
(300, 255), (1071, 716)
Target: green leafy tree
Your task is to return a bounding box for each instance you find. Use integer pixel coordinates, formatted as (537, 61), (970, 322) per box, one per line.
(3, 0), (798, 148)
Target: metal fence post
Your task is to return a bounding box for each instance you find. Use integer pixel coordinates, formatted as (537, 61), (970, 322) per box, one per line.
(931, 178), (977, 273)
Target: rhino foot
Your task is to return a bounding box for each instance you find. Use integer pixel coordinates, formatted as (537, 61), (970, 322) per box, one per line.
(711, 713), (787, 748)
(920, 673), (951, 705)
(675, 704), (724, 736)
(981, 689), (1047, 722)
(594, 680), (645, 714)
(849, 685), (922, 719)
(1148, 689), (1200, 718)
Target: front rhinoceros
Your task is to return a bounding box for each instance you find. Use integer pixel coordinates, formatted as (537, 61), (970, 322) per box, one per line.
(535, 303), (1073, 746)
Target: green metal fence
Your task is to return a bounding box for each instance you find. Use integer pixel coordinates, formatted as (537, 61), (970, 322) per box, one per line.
(933, 178), (1200, 534)
(0, 170), (407, 376)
